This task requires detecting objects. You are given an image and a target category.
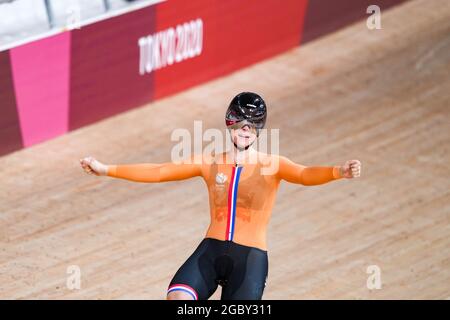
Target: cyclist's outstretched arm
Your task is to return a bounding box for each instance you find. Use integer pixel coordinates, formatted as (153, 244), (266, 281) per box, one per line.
(276, 155), (345, 185)
(80, 156), (202, 182)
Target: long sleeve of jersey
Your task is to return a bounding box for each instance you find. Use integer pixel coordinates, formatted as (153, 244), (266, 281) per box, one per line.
(276, 155), (343, 185)
(107, 161), (202, 183)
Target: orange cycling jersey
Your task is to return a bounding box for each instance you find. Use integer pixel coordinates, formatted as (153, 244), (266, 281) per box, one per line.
(107, 152), (343, 251)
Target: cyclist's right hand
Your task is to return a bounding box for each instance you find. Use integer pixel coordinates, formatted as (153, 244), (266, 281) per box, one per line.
(79, 156), (108, 176)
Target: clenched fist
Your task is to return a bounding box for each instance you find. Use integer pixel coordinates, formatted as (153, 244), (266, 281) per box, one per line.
(339, 159), (361, 178)
(79, 156), (108, 176)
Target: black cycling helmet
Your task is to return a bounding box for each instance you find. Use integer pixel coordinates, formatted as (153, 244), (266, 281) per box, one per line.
(225, 92), (267, 134)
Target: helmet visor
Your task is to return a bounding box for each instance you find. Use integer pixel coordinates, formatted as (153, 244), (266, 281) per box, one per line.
(226, 119), (263, 130)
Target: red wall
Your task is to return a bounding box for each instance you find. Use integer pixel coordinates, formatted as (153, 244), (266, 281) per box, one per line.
(69, 6), (157, 130)
(302, 0), (408, 43)
(0, 50), (22, 154)
(152, 0), (308, 99)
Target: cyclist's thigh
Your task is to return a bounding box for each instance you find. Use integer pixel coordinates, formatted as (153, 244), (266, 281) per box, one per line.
(167, 239), (219, 300)
(221, 247), (268, 300)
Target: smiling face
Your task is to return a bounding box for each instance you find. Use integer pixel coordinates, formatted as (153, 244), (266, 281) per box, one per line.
(230, 124), (257, 149)
(225, 92), (267, 150)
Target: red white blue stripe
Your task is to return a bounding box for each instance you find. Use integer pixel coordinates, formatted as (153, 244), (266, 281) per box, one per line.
(167, 284), (198, 300)
(225, 166), (243, 241)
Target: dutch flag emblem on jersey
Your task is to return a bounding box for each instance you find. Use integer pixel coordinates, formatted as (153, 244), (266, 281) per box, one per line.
(225, 166), (243, 241)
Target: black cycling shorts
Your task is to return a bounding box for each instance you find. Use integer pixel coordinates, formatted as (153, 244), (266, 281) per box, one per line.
(167, 237), (268, 300)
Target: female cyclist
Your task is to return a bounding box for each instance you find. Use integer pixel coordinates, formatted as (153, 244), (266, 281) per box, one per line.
(80, 92), (362, 300)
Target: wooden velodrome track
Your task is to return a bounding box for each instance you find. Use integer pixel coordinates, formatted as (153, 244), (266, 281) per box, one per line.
(1, 0), (449, 299)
